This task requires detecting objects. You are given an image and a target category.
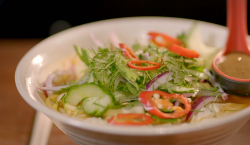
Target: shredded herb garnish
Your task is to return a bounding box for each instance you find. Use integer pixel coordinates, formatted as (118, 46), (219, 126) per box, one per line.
(190, 109), (204, 112)
(74, 45), (90, 66)
(57, 94), (66, 110)
(53, 34), (235, 124)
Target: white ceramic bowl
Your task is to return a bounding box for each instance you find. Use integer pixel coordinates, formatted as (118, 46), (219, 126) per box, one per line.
(15, 17), (250, 145)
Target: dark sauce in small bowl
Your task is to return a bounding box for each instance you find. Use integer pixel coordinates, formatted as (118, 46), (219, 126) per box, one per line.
(217, 52), (250, 79)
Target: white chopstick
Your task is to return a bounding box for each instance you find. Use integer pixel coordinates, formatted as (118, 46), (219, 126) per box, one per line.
(29, 112), (52, 145)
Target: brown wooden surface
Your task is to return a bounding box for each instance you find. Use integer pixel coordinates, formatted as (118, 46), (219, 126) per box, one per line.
(0, 39), (249, 145)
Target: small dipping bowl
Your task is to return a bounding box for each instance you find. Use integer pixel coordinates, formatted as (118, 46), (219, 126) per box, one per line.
(212, 0), (250, 95)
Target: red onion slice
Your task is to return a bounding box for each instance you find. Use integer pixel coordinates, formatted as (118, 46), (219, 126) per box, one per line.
(174, 100), (180, 106)
(39, 74), (88, 92)
(89, 32), (104, 48)
(109, 31), (121, 48)
(42, 83), (48, 97)
(146, 71), (172, 91)
(186, 96), (223, 120)
(44, 70), (76, 96)
(45, 73), (57, 96)
(38, 85), (69, 92)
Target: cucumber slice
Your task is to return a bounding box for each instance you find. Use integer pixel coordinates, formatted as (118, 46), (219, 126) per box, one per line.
(185, 69), (209, 80)
(65, 83), (116, 116)
(82, 96), (110, 116)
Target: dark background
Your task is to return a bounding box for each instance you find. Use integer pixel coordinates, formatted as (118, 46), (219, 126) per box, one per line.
(0, 0), (249, 38)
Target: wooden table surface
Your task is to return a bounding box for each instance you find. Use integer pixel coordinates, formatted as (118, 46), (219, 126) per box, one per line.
(0, 39), (250, 145)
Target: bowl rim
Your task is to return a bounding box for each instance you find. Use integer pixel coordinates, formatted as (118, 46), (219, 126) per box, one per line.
(15, 16), (250, 136)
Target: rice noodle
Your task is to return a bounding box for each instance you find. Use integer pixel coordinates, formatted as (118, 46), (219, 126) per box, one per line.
(65, 103), (77, 111)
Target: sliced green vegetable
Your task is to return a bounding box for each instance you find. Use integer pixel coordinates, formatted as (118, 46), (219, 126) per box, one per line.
(81, 96), (109, 116)
(151, 115), (178, 124)
(65, 83), (116, 116)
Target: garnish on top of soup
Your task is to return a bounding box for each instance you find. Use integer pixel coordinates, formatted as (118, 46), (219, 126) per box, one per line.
(38, 23), (248, 125)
